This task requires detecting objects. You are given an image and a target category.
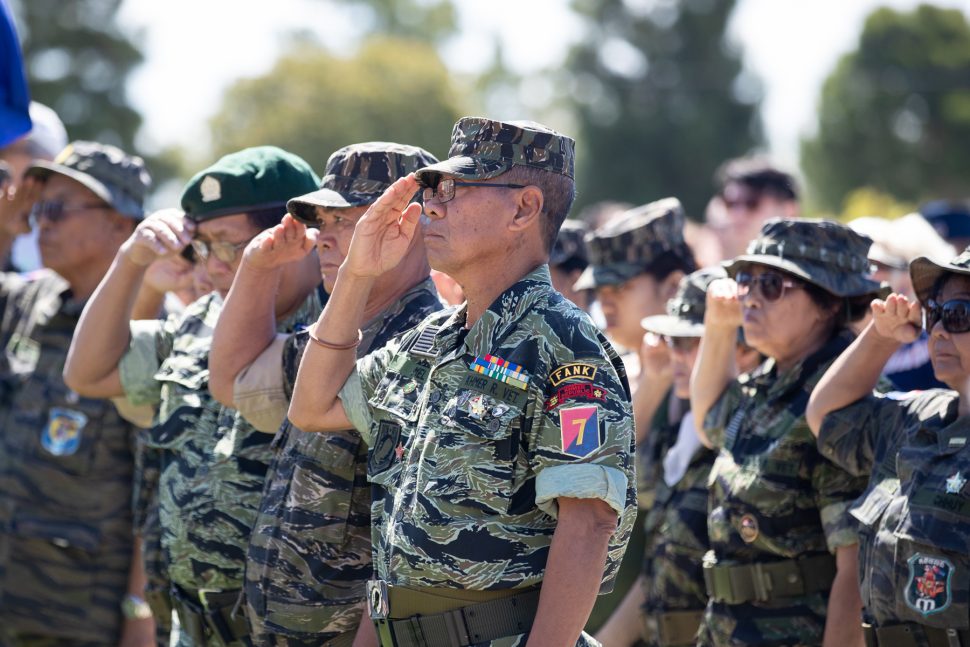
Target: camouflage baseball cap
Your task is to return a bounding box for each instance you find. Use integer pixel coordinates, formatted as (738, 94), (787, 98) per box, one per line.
(25, 141), (151, 219)
(911, 247), (970, 305)
(288, 142), (439, 225)
(573, 197), (688, 291)
(641, 266), (726, 338)
(725, 218), (882, 298)
(550, 219), (589, 269)
(413, 116), (575, 184)
(181, 146), (319, 223)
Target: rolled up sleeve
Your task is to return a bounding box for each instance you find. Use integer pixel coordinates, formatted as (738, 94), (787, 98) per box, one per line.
(233, 334), (288, 433)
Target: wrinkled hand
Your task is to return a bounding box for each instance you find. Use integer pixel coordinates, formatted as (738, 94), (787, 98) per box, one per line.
(144, 253), (195, 295)
(705, 278), (743, 329)
(121, 209), (195, 267)
(343, 174), (423, 279)
(243, 214), (317, 271)
(871, 293), (921, 344)
(0, 176), (41, 236)
(639, 331), (672, 383)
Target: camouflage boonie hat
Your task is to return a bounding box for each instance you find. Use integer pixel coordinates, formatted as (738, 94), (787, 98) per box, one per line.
(911, 247), (970, 305)
(288, 142), (438, 225)
(573, 197), (687, 291)
(26, 141), (151, 219)
(413, 116), (575, 184)
(181, 146), (319, 223)
(725, 218), (882, 298)
(641, 266), (726, 338)
(550, 219), (589, 269)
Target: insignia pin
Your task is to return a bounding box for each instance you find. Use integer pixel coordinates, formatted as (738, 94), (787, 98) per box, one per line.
(945, 471), (966, 494)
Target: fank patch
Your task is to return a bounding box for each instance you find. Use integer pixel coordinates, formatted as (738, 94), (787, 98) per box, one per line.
(544, 383), (608, 411)
(905, 553), (953, 617)
(470, 354), (530, 390)
(559, 405), (601, 458)
(41, 408), (88, 457)
(549, 362), (597, 387)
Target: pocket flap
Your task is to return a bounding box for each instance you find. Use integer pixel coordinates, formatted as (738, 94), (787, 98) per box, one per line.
(13, 515), (101, 552)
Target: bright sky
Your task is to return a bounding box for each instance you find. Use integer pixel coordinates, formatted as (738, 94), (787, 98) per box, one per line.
(119, 0), (970, 169)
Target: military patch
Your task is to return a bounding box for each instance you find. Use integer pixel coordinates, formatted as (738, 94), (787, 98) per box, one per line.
(200, 175), (221, 202)
(549, 362), (597, 387)
(409, 325), (441, 359)
(559, 405), (601, 458)
(6, 332), (40, 373)
(945, 471), (966, 494)
(469, 354), (530, 390)
(543, 383), (608, 411)
(41, 408), (88, 456)
(460, 369), (528, 408)
(368, 420), (402, 474)
(738, 514), (759, 543)
(905, 554), (953, 616)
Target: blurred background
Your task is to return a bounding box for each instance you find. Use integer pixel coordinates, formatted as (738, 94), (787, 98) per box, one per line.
(9, 0), (970, 220)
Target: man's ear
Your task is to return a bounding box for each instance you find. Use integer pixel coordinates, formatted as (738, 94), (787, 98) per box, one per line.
(508, 185), (544, 233)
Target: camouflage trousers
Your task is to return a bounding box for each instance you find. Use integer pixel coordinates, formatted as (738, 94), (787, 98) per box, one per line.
(696, 595), (828, 647)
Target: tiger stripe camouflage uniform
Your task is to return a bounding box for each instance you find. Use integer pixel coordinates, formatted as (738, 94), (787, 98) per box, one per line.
(0, 271), (138, 644)
(244, 278), (441, 645)
(339, 265), (637, 646)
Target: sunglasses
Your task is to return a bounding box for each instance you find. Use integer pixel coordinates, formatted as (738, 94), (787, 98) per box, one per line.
(185, 237), (254, 264)
(735, 270), (802, 303)
(924, 299), (970, 334)
(421, 178), (525, 204)
(29, 200), (109, 225)
(663, 335), (700, 353)
(722, 194), (761, 211)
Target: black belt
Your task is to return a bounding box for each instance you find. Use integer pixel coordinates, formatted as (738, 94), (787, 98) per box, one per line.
(171, 584), (249, 646)
(704, 554), (836, 604)
(864, 622), (970, 647)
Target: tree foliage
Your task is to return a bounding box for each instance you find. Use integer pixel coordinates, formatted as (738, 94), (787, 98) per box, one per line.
(565, 0), (762, 219)
(802, 4), (970, 211)
(208, 37), (465, 174)
(342, 0), (457, 45)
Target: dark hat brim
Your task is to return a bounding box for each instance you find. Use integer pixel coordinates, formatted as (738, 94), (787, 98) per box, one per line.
(573, 264), (642, 291)
(414, 156), (511, 184)
(640, 314), (704, 338)
(910, 255), (970, 305)
(724, 254), (882, 298)
(25, 160), (143, 219)
(287, 188), (372, 224)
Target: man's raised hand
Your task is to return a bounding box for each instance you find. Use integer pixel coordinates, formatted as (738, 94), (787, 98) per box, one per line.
(342, 174), (422, 279)
(121, 209), (194, 267)
(243, 214), (317, 271)
(871, 293), (921, 344)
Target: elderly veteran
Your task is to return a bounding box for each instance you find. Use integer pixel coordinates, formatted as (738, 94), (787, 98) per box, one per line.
(690, 219), (880, 647)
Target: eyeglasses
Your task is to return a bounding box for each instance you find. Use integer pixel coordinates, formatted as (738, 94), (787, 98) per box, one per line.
(421, 178), (526, 204)
(663, 335), (700, 353)
(29, 200), (109, 225)
(924, 299), (970, 334)
(188, 236), (255, 264)
(735, 270), (802, 302)
(723, 195), (761, 211)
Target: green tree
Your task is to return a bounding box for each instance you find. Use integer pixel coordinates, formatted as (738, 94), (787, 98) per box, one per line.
(208, 37), (465, 173)
(565, 0), (762, 219)
(802, 4), (970, 211)
(343, 0), (457, 45)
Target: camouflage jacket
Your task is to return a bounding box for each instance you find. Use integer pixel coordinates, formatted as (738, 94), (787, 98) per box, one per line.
(637, 390), (685, 510)
(0, 270), (137, 641)
(245, 278), (441, 643)
(819, 388), (970, 631)
(340, 265), (637, 601)
(118, 291), (316, 593)
(699, 330), (868, 646)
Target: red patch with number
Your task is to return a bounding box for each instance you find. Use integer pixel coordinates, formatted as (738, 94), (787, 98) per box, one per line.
(559, 405), (600, 457)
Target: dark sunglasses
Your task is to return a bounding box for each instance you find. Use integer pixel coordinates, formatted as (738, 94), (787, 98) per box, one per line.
(924, 299), (970, 334)
(29, 200), (109, 225)
(663, 335), (700, 353)
(735, 270), (801, 303)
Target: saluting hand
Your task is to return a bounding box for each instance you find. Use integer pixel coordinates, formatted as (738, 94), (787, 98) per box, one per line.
(705, 277), (743, 330)
(871, 293), (921, 344)
(342, 174), (423, 279)
(0, 175), (41, 236)
(121, 209), (195, 267)
(243, 213), (317, 271)
(639, 331), (672, 383)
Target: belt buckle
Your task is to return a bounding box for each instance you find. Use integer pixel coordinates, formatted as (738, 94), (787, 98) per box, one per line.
(751, 563), (772, 602)
(367, 579), (390, 620)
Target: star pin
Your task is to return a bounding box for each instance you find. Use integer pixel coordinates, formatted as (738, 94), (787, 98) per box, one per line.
(945, 471), (966, 494)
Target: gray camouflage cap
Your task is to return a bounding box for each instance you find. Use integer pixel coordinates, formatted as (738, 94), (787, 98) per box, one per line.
(573, 197), (687, 291)
(725, 218), (882, 298)
(413, 116), (575, 183)
(288, 142), (439, 224)
(550, 219), (589, 268)
(641, 266), (726, 338)
(911, 247), (970, 305)
(25, 141), (151, 219)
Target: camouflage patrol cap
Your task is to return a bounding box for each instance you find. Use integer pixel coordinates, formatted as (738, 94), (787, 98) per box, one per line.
(413, 116), (575, 184)
(550, 219), (589, 269)
(25, 141), (151, 219)
(288, 142), (438, 225)
(725, 218), (882, 298)
(573, 197), (687, 291)
(911, 247), (970, 305)
(181, 146), (319, 223)
(641, 266), (726, 338)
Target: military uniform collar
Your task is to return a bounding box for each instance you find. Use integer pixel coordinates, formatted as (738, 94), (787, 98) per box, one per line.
(361, 277), (438, 352)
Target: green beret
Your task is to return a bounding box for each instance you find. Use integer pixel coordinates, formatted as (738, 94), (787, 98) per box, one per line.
(181, 146), (320, 222)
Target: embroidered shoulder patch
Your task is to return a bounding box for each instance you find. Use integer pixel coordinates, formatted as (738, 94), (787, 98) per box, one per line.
(905, 553), (953, 616)
(559, 405), (601, 458)
(41, 408), (88, 456)
(549, 362), (597, 387)
(543, 383), (608, 411)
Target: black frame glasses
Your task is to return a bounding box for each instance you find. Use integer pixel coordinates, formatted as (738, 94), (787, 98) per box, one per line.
(421, 178), (526, 204)
(924, 298), (970, 334)
(735, 270), (802, 302)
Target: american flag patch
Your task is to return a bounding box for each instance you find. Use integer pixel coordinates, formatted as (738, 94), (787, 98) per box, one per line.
(469, 354), (530, 390)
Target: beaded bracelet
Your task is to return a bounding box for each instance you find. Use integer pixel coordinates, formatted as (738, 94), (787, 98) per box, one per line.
(307, 328), (362, 351)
